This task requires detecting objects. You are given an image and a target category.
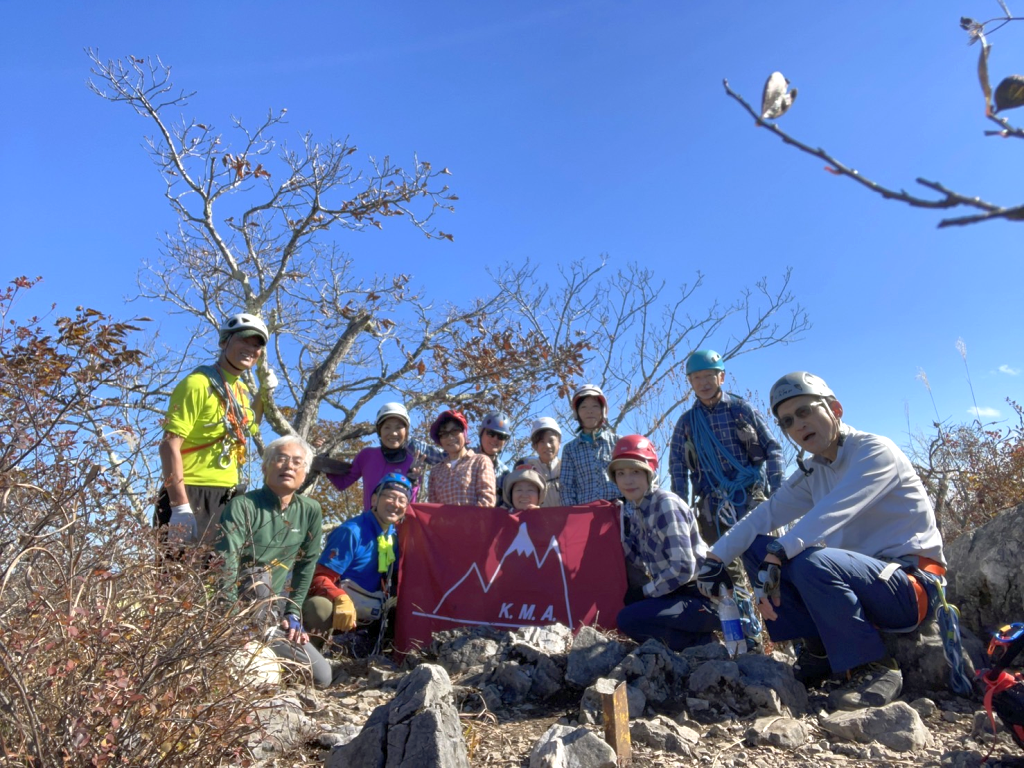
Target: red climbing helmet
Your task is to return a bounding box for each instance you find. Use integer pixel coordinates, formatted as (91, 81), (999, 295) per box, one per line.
(607, 434), (659, 482)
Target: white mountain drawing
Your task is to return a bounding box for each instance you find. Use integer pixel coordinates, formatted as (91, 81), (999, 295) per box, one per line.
(411, 521), (574, 629)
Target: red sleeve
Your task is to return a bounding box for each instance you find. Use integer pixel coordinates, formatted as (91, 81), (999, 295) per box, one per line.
(309, 563), (345, 601)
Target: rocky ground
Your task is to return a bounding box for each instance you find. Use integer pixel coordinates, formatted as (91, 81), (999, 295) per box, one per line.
(238, 622), (1024, 767)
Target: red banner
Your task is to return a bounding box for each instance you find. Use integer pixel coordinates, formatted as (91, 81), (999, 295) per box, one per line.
(394, 502), (627, 654)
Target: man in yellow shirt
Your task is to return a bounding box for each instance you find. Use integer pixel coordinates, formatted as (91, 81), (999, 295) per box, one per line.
(156, 313), (274, 546)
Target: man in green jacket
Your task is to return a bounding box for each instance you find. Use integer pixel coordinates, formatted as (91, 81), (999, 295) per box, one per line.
(217, 434), (331, 688)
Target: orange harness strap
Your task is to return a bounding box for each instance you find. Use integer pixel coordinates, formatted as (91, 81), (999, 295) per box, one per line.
(905, 556), (946, 626)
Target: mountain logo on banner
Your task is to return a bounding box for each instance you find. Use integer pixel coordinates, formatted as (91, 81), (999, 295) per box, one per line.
(411, 521), (574, 630)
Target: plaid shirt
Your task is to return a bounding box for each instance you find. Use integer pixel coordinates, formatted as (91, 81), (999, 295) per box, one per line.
(622, 487), (707, 598)
(669, 393), (783, 503)
(427, 450), (496, 507)
(560, 425), (619, 506)
(476, 447), (512, 497)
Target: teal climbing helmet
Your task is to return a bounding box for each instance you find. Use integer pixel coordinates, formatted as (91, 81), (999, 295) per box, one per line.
(685, 350), (725, 376)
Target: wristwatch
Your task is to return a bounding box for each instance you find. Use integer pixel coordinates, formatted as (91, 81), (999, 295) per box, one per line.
(765, 538), (789, 564)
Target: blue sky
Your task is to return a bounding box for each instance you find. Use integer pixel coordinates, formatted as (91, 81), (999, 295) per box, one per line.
(2, 2), (1021, 458)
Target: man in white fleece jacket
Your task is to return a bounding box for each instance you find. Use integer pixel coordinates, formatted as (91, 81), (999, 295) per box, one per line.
(696, 372), (945, 711)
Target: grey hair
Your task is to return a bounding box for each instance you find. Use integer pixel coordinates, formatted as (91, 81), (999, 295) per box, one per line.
(262, 435), (314, 475)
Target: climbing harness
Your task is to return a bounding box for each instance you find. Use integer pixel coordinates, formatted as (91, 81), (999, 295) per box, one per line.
(687, 406), (764, 536)
(183, 365), (254, 469)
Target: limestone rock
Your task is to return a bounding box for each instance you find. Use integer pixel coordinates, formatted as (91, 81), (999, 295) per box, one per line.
(249, 695), (318, 754)
(430, 627), (506, 675)
(614, 639), (691, 706)
(736, 653), (809, 714)
(744, 716), (809, 749)
(630, 714), (699, 756)
(945, 502), (1024, 634)
(910, 697), (938, 720)
(818, 701), (930, 753)
(885, 618), (979, 695)
(564, 626), (630, 688)
(513, 624), (574, 657)
(529, 723), (616, 768)
(688, 659), (741, 694)
(328, 664), (469, 768)
(681, 641), (731, 664)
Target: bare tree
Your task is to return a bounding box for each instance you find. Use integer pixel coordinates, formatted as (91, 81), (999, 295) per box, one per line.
(723, 3), (1024, 228)
(89, 52), (809, 507)
(491, 259), (809, 458)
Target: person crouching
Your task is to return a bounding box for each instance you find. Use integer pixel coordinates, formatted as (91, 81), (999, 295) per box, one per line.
(610, 435), (720, 652)
(303, 473), (410, 653)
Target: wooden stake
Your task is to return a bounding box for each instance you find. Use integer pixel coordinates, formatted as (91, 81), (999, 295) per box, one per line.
(601, 680), (631, 764)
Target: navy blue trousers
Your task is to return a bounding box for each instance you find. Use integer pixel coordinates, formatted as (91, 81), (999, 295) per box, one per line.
(741, 535), (920, 673)
(617, 586), (721, 652)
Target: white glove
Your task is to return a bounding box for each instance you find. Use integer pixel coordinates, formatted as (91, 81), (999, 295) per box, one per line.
(167, 503), (198, 545)
(264, 368), (279, 389)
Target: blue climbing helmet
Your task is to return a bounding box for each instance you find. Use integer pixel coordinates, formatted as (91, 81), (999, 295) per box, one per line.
(479, 411), (511, 439)
(372, 472), (413, 500)
(686, 350), (725, 376)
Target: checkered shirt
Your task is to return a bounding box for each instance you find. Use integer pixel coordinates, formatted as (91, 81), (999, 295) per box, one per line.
(427, 450), (496, 507)
(560, 425), (619, 506)
(669, 393), (783, 502)
(622, 488), (707, 598)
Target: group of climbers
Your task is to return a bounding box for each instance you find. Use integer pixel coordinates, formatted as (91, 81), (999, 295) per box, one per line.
(158, 314), (949, 709)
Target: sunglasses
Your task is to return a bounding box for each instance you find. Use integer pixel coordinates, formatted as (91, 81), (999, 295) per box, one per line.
(484, 429), (509, 441)
(777, 399), (827, 430)
(438, 427), (464, 438)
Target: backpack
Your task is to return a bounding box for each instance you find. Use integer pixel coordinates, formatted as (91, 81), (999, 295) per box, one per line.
(980, 624), (1024, 751)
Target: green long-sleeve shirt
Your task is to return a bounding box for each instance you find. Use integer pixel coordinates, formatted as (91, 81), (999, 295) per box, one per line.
(216, 485), (323, 616)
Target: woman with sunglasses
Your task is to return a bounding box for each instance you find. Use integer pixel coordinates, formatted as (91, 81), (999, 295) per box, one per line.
(475, 411), (513, 498)
(696, 371), (945, 712)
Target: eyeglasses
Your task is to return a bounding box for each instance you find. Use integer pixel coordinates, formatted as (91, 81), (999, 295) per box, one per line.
(272, 454), (306, 468)
(484, 429), (509, 441)
(437, 427), (464, 438)
(777, 400), (827, 430)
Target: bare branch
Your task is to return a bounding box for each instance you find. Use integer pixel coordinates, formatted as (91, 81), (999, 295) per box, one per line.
(721, 78), (1024, 228)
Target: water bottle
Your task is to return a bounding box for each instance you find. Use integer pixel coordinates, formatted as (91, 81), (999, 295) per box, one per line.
(718, 584), (746, 657)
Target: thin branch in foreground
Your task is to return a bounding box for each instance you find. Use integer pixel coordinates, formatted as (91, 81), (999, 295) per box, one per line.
(722, 78), (1024, 228)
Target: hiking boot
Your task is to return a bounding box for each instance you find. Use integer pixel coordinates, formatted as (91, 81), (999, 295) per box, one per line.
(829, 659), (903, 711)
(793, 645), (832, 688)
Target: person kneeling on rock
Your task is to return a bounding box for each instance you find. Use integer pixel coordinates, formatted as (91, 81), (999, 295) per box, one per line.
(610, 435), (720, 652)
(303, 473), (408, 652)
(216, 435), (332, 688)
(696, 372), (946, 710)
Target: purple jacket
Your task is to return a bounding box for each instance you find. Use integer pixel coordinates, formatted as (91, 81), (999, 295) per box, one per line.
(326, 438), (444, 509)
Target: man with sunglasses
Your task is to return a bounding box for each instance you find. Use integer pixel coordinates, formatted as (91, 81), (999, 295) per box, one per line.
(476, 411), (513, 499)
(697, 371), (945, 710)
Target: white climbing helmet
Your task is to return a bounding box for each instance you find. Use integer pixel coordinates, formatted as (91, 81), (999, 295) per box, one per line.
(530, 417), (562, 443)
(375, 402), (411, 431)
(219, 313), (269, 345)
(769, 372), (835, 416)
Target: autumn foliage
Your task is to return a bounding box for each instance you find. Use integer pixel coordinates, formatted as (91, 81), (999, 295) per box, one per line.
(913, 399), (1024, 541)
(0, 279), (279, 767)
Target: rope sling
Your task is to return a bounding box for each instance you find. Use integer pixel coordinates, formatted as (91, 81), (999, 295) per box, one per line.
(689, 406), (765, 535)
